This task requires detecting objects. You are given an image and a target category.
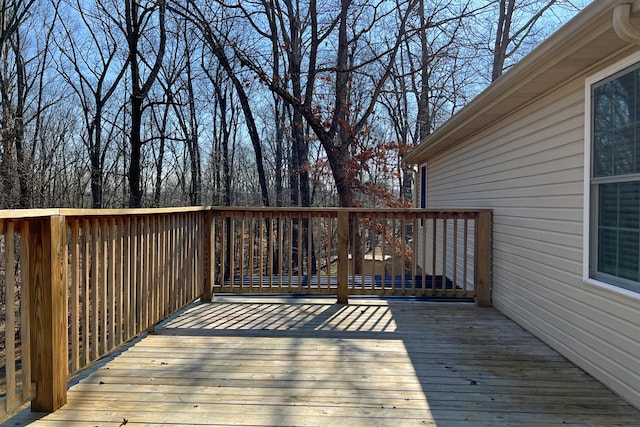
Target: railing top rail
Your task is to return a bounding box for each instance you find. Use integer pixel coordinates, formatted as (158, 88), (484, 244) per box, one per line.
(0, 209), (67, 220)
(208, 207), (493, 214)
(0, 206), (493, 221)
(0, 206), (211, 220)
(60, 206), (211, 217)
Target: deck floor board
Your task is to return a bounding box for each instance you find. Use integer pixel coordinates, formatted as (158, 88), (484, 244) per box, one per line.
(5, 296), (640, 426)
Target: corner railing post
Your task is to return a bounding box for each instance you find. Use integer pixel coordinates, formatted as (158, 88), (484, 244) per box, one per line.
(474, 210), (492, 307)
(28, 215), (68, 412)
(202, 209), (214, 302)
(337, 210), (349, 304)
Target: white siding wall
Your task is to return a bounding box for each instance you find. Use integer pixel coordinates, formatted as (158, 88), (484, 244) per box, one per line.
(425, 79), (640, 409)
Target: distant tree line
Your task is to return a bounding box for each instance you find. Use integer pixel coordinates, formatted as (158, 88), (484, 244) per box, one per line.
(0, 0), (586, 209)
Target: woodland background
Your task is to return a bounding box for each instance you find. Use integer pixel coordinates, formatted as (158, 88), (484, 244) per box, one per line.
(0, 0), (589, 210)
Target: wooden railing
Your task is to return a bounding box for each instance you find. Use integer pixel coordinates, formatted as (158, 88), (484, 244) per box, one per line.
(0, 206), (491, 419)
(211, 208), (491, 305)
(0, 216), (31, 421)
(64, 209), (209, 374)
(0, 208), (211, 419)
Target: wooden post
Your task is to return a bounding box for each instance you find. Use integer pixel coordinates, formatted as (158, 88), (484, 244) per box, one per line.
(28, 215), (68, 412)
(474, 210), (492, 307)
(202, 210), (214, 302)
(336, 211), (349, 304)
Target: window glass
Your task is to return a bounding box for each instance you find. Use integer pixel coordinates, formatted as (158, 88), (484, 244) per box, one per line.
(591, 63), (640, 292)
(597, 182), (640, 282)
(593, 131), (613, 176)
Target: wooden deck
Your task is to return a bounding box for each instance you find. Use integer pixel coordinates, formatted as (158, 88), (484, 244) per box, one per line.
(6, 296), (640, 426)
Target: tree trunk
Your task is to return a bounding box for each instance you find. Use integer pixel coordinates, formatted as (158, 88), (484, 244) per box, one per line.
(492, 0), (514, 81)
(13, 32), (29, 209)
(0, 97), (15, 208)
(275, 101), (285, 207)
(154, 97), (170, 207)
(211, 78), (232, 206)
(90, 149), (102, 208)
(202, 34), (270, 206)
(90, 105), (103, 209)
(128, 95), (144, 207)
(186, 53), (201, 206)
(125, 0), (166, 208)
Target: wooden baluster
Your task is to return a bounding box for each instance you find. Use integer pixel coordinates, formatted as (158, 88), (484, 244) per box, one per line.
(82, 219), (90, 366)
(191, 213), (198, 302)
(131, 216), (142, 336)
(123, 217), (132, 341)
(463, 216), (469, 294)
(141, 216), (149, 329)
(306, 211), (312, 291)
(258, 211), (264, 289)
(420, 213), (427, 295)
(115, 216), (124, 345)
(108, 217), (116, 350)
(202, 211), (214, 302)
(391, 214), (397, 290)
(69, 219), (80, 372)
(91, 218), (100, 358)
(381, 216), (388, 292)
(411, 214), (418, 294)
(100, 219), (108, 352)
(248, 212), (255, 291)
(163, 214), (170, 313)
(149, 215), (157, 325)
(168, 215), (175, 310)
(453, 214), (458, 296)
(337, 211), (349, 304)
(227, 213), (239, 291)
(431, 216), (437, 294)
(6, 222), (16, 411)
(19, 222), (32, 408)
(211, 212), (218, 293)
(267, 214), (273, 290)
(278, 212), (284, 291)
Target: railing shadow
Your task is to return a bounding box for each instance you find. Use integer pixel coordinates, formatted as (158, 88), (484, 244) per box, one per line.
(157, 296), (398, 339)
(152, 296), (417, 426)
(151, 296), (640, 426)
(7, 296), (639, 425)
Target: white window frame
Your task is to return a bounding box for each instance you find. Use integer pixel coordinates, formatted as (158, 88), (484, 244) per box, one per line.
(583, 51), (640, 300)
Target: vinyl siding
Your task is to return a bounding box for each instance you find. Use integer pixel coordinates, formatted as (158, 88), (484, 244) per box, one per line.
(423, 77), (640, 409)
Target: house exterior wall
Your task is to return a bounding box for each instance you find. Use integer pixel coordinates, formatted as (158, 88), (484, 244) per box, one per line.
(421, 73), (640, 408)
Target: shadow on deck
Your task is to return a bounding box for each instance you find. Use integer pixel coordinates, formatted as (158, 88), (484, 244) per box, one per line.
(221, 274), (455, 288)
(6, 296), (640, 426)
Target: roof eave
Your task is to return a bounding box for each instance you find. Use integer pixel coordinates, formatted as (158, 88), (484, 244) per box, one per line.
(404, 0), (631, 165)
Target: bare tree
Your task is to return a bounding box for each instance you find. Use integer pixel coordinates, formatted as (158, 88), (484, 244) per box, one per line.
(275, 0), (311, 209)
(149, 11), (204, 207)
(55, 0), (128, 208)
(379, 0), (474, 204)
(178, 0), (419, 207)
(99, 0), (166, 207)
(491, 0), (583, 81)
(202, 63), (235, 206)
(0, 0), (37, 208)
(170, 23), (202, 206)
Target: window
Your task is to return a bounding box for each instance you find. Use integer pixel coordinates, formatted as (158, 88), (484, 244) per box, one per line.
(588, 60), (640, 294)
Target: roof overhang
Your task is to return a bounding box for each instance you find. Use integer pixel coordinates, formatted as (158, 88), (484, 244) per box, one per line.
(404, 0), (640, 164)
